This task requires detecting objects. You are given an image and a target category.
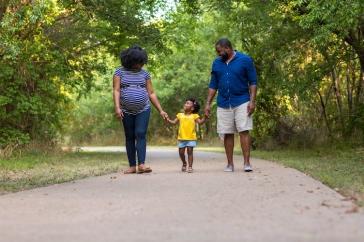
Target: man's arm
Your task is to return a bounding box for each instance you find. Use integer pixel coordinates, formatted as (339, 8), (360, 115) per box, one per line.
(247, 56), (258, 116)
(204, 88), (217, 118)
(248, 85), (257, 116)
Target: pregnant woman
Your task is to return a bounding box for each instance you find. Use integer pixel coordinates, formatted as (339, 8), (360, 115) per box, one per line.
(113, 45), (168, 174)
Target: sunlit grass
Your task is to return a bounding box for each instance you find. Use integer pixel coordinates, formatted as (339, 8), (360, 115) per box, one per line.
(0, 152), (127, 194)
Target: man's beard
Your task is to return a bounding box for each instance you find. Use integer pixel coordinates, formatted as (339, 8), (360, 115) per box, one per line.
(221, 52), (229, 61)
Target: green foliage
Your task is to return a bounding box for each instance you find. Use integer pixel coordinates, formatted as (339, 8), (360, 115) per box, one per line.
(1, 0), (363, 149)
(197, 0), (364, 145)
(149, 10), (228, 140)
(63, 59), (123, 145)
(0, 0), (164, 150)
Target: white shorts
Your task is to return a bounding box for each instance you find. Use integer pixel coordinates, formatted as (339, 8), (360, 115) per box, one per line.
(217, 102), (253, 134)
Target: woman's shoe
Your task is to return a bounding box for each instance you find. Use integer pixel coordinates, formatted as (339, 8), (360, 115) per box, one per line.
(123, 167), (136, 174)
(137, 165), (152, 174)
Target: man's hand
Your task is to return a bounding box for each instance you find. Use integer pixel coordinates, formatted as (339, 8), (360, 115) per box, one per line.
(247, 101), (256, 116)
(204, 104), (211, 118)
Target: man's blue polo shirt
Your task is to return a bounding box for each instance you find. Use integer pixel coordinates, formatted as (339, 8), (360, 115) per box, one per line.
(209, 51), (257, 108)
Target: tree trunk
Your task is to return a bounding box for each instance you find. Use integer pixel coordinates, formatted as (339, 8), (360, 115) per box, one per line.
(346, 66), (353, 118)
(356, 70), (364, 105)
(317, 90), (332, 136)
(344, 26), (364, 76)
(331, 68), (345, 133)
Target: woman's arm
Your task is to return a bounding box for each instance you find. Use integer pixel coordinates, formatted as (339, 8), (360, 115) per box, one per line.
(146, 79), (168, 120)
(113, 75), (123, 119)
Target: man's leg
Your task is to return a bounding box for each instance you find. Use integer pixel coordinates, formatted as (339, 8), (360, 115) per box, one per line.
(235, 102), (253, 171)
(224, 134), (234, 167)
(239, 131), (251, 166)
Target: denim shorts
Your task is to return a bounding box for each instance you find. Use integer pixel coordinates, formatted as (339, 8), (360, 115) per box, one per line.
(178, 140), (197, 148)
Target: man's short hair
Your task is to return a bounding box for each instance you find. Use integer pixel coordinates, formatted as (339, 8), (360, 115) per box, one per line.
(215, 38), (233, 49)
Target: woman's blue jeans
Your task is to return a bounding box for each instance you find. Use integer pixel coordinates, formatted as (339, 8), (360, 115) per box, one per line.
(122, 108), (151, 167)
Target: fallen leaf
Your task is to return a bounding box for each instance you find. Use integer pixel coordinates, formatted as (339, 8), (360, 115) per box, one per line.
(345, 206), (359, 214)
(341, 196), (358, 202)
(321, 201), (331, 207)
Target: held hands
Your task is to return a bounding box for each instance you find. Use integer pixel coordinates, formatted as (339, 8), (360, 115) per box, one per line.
(160, 110), (169, 121)
(204, 104), (211, 118)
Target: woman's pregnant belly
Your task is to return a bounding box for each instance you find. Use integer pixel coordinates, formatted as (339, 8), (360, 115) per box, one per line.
(121, 88), (149, 112)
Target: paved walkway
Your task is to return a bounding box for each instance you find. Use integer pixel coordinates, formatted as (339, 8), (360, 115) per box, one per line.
(0, 148), (363, 242)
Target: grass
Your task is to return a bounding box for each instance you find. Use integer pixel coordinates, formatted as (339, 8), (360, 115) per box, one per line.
(0, 151), (127, 194)
(198, 146), (364, 206)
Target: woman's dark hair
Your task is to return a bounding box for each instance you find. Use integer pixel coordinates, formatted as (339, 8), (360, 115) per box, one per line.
(120, 45), (148, 70)
(186, 98), (200, 114)
(215, 38), (233, 49)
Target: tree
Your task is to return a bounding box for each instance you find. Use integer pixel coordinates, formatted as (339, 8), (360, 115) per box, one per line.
(0, 0), (164, 151)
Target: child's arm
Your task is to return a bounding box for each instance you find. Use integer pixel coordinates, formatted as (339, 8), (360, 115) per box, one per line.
(195, 114), (208, 125)
(167, 117), (179, 125)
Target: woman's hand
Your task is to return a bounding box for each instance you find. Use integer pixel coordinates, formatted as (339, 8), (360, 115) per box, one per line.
(115, 108), (124, 119)
(160, 110), (169, 120)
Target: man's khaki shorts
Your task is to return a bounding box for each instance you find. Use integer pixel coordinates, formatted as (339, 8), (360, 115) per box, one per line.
(217, 102), (253, 134)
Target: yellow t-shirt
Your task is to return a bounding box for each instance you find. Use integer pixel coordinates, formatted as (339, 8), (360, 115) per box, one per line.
(176, 113), (200, 140)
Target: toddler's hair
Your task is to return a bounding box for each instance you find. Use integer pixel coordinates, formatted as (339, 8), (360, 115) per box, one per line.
(186, 98), (200, 114)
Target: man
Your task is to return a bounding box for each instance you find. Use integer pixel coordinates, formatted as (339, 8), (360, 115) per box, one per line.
(204, 38), (257, 172)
